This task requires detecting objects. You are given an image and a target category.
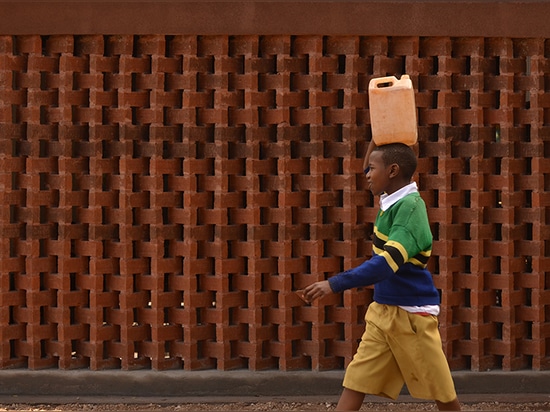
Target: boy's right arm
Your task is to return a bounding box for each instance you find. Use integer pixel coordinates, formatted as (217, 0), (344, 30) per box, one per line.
(302, 253), (395, 302)
(363, 140), (376, 173)
(327, 254), (393, 293)
(302, 280), (334, 303)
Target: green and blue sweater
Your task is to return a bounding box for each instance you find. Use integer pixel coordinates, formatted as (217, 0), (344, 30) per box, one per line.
(328, 183), (440, 306)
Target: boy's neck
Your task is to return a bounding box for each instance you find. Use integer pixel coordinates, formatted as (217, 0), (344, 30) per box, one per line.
(384, 179), (413, 196)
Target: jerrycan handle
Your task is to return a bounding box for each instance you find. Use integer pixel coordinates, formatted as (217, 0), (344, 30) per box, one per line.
(369, 74), (410, 90)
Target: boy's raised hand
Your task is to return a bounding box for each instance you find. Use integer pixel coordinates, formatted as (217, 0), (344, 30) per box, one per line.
(302, 280), (333, 303)
(363, 140), (377, 172)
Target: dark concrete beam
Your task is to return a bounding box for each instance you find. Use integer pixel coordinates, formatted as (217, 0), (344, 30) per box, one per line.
(0, 1), (548, 37)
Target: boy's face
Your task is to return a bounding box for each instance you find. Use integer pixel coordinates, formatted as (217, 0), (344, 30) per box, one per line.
(366, 150), (393, 196)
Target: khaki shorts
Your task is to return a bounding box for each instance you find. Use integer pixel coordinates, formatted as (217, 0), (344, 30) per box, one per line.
(343, 302), (457, 403)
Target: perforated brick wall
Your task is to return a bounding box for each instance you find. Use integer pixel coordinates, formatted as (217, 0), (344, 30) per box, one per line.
(0, 34), (549, 371)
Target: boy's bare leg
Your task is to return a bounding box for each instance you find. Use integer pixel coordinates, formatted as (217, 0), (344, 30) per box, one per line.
(436, 398), (461, 411)
(335, 388), (366, 411)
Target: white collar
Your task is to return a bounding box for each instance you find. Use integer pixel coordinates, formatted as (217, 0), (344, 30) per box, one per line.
(379, 181), (418, 211)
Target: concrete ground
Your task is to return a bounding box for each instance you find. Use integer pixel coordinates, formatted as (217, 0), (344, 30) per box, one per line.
(0, 370), (548, 410)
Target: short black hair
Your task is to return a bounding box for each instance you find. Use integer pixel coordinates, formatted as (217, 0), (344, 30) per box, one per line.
(373, 143), (417, 180)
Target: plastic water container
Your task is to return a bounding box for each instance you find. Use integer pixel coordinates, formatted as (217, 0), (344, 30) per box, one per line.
(368, 74), (418, 146)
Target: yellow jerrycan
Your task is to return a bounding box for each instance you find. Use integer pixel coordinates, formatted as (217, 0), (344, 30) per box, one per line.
(368, 74), (417, 146)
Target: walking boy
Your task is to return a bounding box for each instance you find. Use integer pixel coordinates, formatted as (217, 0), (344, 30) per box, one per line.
(302, 143), (461, 411)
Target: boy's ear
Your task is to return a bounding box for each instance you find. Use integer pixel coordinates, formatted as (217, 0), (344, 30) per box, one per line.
(388, 163), (400, 178)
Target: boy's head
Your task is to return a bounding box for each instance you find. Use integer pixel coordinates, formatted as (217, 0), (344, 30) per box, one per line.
(373, 143), (417, 180)
(367, 143), (417, 195)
